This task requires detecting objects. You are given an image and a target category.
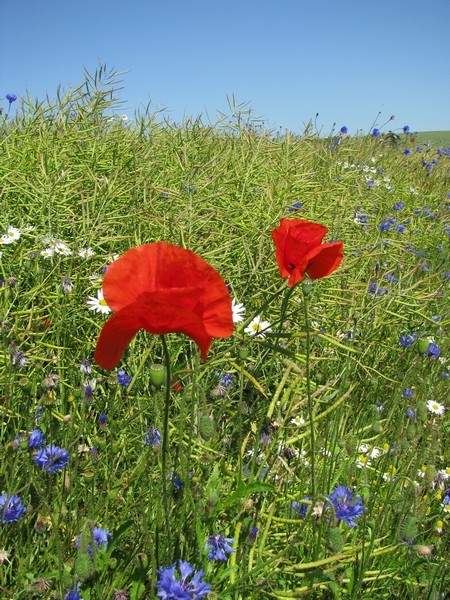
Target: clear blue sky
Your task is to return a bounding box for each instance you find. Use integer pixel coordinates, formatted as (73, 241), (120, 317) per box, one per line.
(1, 0), (449, 134)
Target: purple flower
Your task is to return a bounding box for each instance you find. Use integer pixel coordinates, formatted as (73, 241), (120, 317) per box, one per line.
(0, 493), (26, 523)
(156, 560), (211, 599)
(425, 343), (441, 359)
(393, 202), (404, 211)
(33, 444), (69, 473)
(372, 128), (380, 137)
(396, 224), (406, 233)
(292, 498), (310, 518)
(205, 534), (235, 561)
(287, 201), (303, 212)
(77, 526), (112, 554)
(399, 334), (417, 348)
(117, 369), (132, 387)
(404, 149), (411, 156)
(6, 93), (17, 103)
(406, 408), (417, 420)
(340, 126), (348, 134)
(403, 388), (414, 399)
(327, 485), (364, 527)
(403, 125), (410, 134)
(28, 429), (45, 449)
(64, 589), (81, 600)
(145, 427), (161, 447)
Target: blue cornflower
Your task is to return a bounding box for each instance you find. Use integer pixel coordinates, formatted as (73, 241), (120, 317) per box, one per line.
(247, 526), (258, 541)
(28, 429), (45, 449)
(287, 201), (303, 212)
(393, 202), (404, 211)
(372, 128), (380, 137)
(366, 179), (374, 188)
(64, 589), (81, 600)
(406, 408), (417, 421)
(34, 444), (69, 473)
(117, 369), (132, 387)
(0, 493), (26, 523)
(340, 126), (348, 134)
(404, 149), (411, 156)
(385, 274), (398, 284)
(396, 224), (406, 232)
(6, 93), (17, 103)
(425, 343), (441, 359)
(378, 219), (392, 231)
(145, 427), (161, 447)
(205, 534), (235, 561)
(403, 388), (414, 399)
(368, 280), (387, 296)
(77, 526), (112, 554)
(399, 334), (417, 348)
(161, 192), (169, 199)
(156, 560), (211, 599)
(327, 485), (364, 527)
(219, 373), (234, 387)
(292, 498), (310, 518)
(403, 125), (410, 134)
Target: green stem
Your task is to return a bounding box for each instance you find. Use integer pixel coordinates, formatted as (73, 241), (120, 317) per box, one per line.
(160, 335), (172, 557)
(302, 291), (316, 499)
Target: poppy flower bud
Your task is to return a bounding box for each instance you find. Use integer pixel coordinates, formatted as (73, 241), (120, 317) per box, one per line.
(238, 345), (249, 360)
(149, 364), (165, 387)
(75, 553), (94, 581)
(417, 339), (429, 355)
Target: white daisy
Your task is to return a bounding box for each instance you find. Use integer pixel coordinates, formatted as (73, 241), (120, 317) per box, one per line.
(89, 272), (104, 286)
(356, 454), (371, 468)
(86, 289), (111, 314)
(40, 248), (55, 259)
(427, 400), (445, 416)
(53, 241), (72, 256)
(0, 226), (21, 244)
(78, 247), (94, 259)
(232, 299), (246, 323)
(244, 315), (272, 337)
(291, 415), (305, 426)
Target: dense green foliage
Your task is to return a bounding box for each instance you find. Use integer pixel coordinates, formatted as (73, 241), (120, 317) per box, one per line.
(0, 69), (449, 599)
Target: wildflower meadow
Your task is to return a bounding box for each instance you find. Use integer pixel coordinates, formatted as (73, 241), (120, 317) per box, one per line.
(0, 67), (449, 599)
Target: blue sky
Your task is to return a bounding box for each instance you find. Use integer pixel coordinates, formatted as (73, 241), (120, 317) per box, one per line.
(2, 0), (449, 134)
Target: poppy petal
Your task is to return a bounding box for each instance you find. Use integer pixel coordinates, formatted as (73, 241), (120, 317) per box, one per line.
(304, 242), (344, 280)
(94, 298), (214, 370)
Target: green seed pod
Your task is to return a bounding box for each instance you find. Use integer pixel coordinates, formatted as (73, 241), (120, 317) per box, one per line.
(199, 415), (214, 441)
(399, 515), (418, 543)
(149, 364), (166, 387)
(75, 553), (94, 581)
(327, 527), (344, 553)
(302, 280), (313, 297)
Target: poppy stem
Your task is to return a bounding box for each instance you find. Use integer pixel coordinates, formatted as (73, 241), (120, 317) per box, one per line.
(302, 288), (316, 500)
(160, 334), (172, 557)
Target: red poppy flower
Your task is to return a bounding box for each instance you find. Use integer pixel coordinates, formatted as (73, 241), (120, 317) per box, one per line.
(94, 242), (233, 370)
(271, 219), (343, 287)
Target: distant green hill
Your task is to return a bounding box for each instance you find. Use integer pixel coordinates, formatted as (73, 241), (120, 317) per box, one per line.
(415, 131), (450, 146)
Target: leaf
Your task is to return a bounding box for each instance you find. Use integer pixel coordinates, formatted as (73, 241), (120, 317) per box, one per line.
(220, 482), (274, 509)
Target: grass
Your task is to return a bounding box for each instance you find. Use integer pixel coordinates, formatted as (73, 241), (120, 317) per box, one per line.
(0, 67), (449, 599)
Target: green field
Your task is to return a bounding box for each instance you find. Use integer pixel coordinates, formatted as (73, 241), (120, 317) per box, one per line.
(415, 131), (450, 146)
(0, 70), (449, 599)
